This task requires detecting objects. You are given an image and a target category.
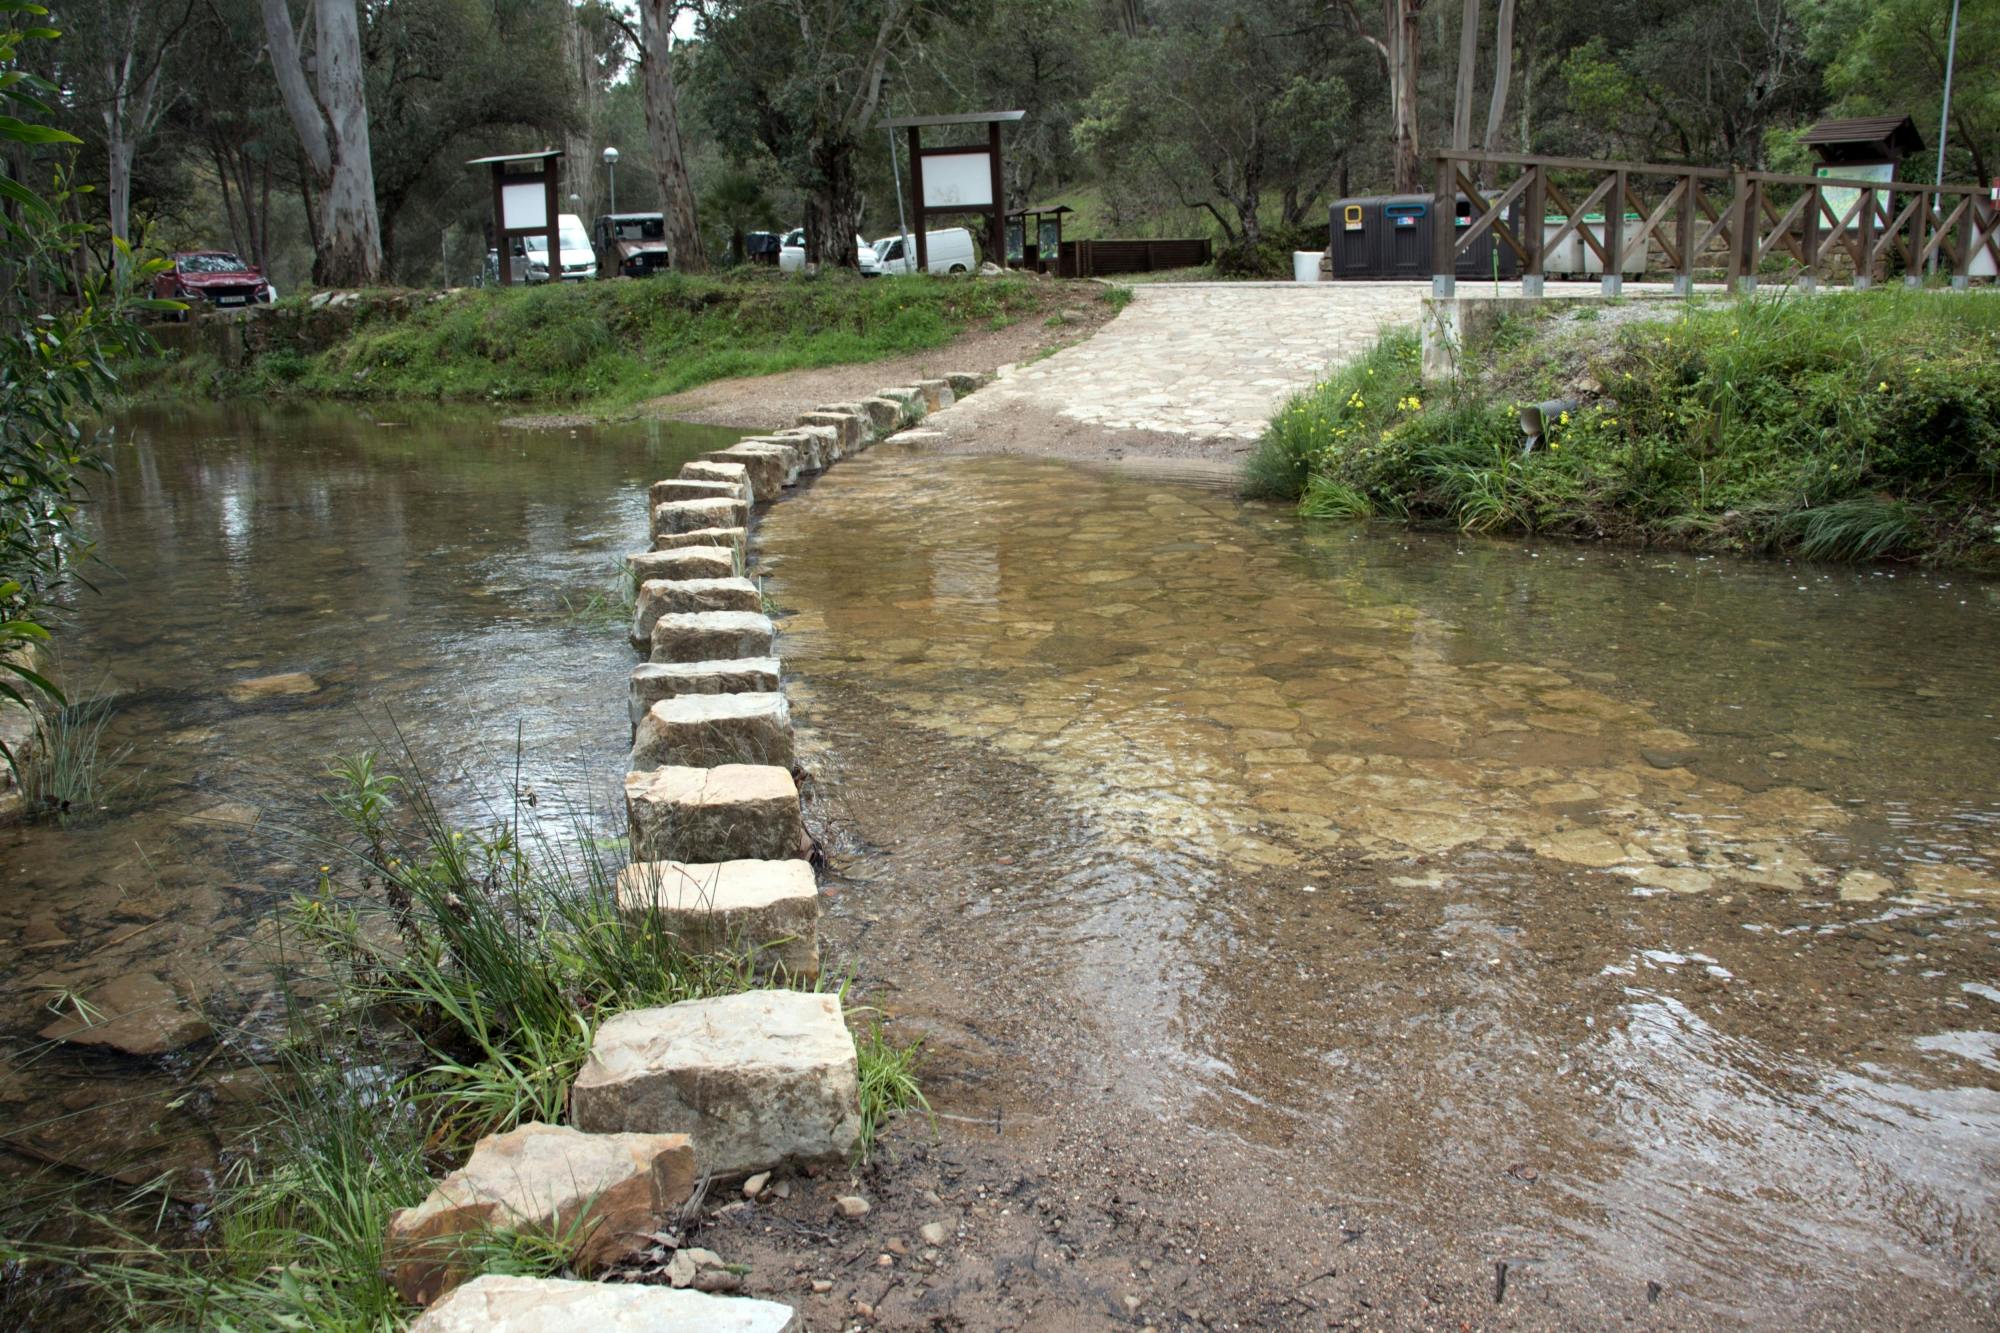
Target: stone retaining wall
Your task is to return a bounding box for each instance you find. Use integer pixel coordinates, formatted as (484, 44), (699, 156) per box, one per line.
(382, 369), (994, 1327)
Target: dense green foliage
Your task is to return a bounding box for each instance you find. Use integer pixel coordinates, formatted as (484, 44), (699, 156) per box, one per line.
(1249, 290), (2000, 568)
(145, 272), (1073, 407)
(0, 14), (164, 761)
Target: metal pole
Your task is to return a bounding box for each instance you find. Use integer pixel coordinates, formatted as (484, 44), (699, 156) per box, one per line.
(608, 160), (617, 218)
(887, 124), (911, 273)
(1932, 0), (1961, 274)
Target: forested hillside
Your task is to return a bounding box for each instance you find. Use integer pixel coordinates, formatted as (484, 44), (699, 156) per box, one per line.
(20, 1), (1996, 292)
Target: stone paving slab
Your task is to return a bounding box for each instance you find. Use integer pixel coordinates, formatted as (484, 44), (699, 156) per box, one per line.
(409, 1275), (795, 1332)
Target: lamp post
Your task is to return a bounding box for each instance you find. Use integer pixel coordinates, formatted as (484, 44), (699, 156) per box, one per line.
(602, 146), (620, 217)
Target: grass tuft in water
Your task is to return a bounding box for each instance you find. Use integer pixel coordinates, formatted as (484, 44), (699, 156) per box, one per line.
(854, 1021), (931, 1161)
(23, 682), (134, 826)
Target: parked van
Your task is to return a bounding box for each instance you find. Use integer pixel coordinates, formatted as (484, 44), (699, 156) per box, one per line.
(872, 227), (977, 275)
(514, 212), (597, 283)
(778, 228), (882, 275)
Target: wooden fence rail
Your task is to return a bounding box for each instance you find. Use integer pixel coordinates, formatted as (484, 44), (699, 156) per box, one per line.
(1431, 150), (2000, 296)
(1059, 237), (1213, 279)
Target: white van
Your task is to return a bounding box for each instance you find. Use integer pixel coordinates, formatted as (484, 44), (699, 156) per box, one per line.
(872, 228), (977, 275)
(516, 213), (597, 283)
(778, 228), (882, 275)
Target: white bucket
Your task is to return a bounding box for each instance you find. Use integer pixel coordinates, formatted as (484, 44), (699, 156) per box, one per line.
(1293, 250), (1323, 283)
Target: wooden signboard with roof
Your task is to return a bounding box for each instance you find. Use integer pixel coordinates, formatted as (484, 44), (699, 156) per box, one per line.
(467, 149), (563, 287)
(880, 111), (1024, 274)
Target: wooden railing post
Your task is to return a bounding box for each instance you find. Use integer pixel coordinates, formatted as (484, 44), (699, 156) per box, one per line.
(1951, 194), (1974, 289)
(1854, 186), (1876, 289)
(1602, 169), (1628, 295)
(1432, 156), (1456, 297)
(1675, 171), (1697, 296)
(1907, 191), (1929, 287)
(1799, 180), (1821, 290)
(1522, 164), (1545, 297)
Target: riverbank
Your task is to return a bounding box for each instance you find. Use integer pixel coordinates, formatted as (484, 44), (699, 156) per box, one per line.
(1247, 287), (2000, 571)
(125, 273), (1121, 417)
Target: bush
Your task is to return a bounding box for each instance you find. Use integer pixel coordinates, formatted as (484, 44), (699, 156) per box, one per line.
(1252, 289), (2000, 568)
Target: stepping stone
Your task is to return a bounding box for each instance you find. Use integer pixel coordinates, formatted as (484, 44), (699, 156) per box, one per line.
(652, 497), (748, 541)
(877, 386), (924, 425)
(914, 378), (957, 412)
(625, 546), (737, 585)
(676, 459), (754, 504)
(616, 858), (819, 979)
(814, 402), (877, 442)
(887, 429), (946, 446)
(630, 692), (792, 771)
(385, 1122), (693, 1306)
(409, 1275), (795, 1332)
(649, 478), (739, 506)
(856, 397), (904, 435)
(795, 411), (861, 454)
(627, 764), (804, 863)
(631, 577), (762, 649)
(651, 525), (746, 559)
(699, 445), (792, 500)
(744, 432), (830, 472)
(945, 371), (990, 396)
(650, 610), (773, 664)
(571, 990), (862, 1176)
(772, 423), (840, 463)
(629, 658), (782, 729)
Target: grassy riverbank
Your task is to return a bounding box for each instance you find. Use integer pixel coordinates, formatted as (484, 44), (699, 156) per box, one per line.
(131, 272), (1100, 410)
(1247, 288), (2000, 570)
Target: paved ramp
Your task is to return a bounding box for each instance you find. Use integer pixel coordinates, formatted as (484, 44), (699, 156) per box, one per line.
(944, 281), (1429, 443)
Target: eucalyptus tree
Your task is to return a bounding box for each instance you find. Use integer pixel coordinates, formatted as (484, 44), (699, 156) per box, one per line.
(260, 0), (382, 284)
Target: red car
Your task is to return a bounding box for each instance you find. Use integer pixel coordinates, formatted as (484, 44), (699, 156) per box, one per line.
(154, 250), (273, 315)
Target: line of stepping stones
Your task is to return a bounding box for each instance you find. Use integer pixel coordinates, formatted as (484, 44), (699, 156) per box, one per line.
(392, 374), (988, 1331)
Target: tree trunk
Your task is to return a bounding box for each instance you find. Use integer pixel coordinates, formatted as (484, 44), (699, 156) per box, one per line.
(638, 0), (709, 273)
(1482, 0), (1515, 157)
(805, 135), (861, 268)
(561, 0), (599, 221)
(1392, 1), (1424, 192)
(261, 0), (382, 287)
(1451, 0), (1480, 152)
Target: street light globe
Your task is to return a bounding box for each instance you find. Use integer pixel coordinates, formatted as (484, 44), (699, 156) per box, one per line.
(602, 146), (619, 166)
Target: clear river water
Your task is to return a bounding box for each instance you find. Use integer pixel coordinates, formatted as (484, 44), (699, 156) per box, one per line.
(4, 405), (1998, 1327)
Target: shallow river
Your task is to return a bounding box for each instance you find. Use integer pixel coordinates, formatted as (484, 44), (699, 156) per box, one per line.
(4, 408), (1999, 1327)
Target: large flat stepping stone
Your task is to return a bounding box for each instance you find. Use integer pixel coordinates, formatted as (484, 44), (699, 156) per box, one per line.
(700, 445), (795, 500)
(631, 577), (762, 649)
(629, 658), (781, 729)
(945, 370), (990, 395)
(739, 434), (824, 474)
(856, 396), (905, 435)
(385, 1122), (693, 1306)
(617, 858), (819, 979)
(627, 764), (804, 863)
(651, 610), (773, 664)
(678, 459), (754, 504)
(626, 546), (737, 585)
(651, 525), (746, 558)
(571, 990), (862, 1176)
(652, 496), (748, 541)
(649, 478), (739, 505)
(630, 692), (793, 771)
(914, 377), (957, 412)
(794, 412), (859, 455)
(410, 1275), (795, 1332)
(814, 403), (877, 444)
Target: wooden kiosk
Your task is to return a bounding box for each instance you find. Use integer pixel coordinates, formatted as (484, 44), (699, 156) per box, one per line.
(467, 149), (563, 287)
(880, 111), (1023, 274)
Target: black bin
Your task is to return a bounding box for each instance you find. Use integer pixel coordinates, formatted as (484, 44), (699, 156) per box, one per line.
(1329, 193), (1521, 281)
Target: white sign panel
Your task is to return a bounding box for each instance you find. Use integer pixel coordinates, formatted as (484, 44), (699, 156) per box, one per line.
(922, 152), (993, 210)
(1816, 162), (1892, 231)
(502, 180), (549, 231)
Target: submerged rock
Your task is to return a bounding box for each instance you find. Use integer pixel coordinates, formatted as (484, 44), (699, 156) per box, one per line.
(385, 1121), (694, 1306)
(408, 1274), (794, 1332)
(226, 671), (318, 702)
(571, 990), (861, 1176)
(37, 972), (212, 1056)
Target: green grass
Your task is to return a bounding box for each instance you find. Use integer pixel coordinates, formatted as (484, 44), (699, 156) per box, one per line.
(22, 676), (134, 826)
(1247, 289), (2000, 569)
(854, 1022), (930, 1159)
(133, 272), (1104, 412)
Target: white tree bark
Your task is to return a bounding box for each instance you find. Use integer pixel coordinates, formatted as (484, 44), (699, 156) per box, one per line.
(260, 0), (382, 286)
(637, 0), (708, 272)
(1482, 0), (1516, 157)
(1451, 0), (1480, 153)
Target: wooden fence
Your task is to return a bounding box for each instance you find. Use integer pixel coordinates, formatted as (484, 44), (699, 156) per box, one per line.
(1059, 237), (1213, 279)
(1431, 150), (2000, 295)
